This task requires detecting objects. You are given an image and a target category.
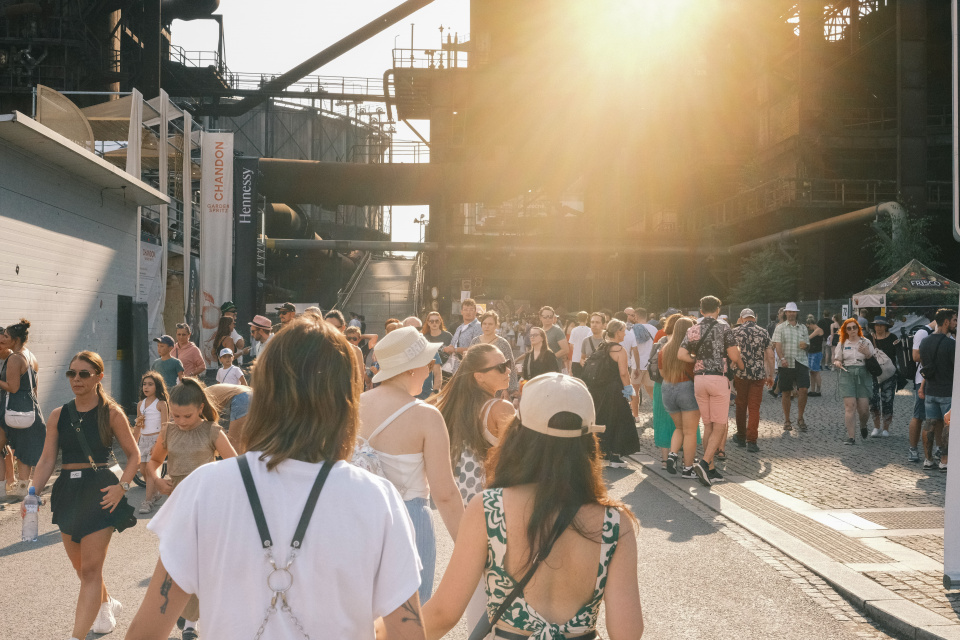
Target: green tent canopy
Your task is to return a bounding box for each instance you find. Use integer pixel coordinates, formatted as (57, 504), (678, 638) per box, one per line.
(853, 259), (960, 313)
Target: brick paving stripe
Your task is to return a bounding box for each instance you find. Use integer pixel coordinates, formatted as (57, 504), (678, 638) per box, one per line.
(713, 483), (892, 564)
(852, 509), (944, 530)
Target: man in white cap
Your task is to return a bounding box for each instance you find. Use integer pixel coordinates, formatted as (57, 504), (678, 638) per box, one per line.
(772, 301), (811, 431)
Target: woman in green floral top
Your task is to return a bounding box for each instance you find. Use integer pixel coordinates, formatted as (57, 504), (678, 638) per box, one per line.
(423, 373), (643, 640)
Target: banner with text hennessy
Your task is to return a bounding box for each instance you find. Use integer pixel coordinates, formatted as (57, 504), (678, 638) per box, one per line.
(199, 132), (234, 368)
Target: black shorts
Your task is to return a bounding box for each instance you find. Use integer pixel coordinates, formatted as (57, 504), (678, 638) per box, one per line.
(51, 468), (137, 543)
(778, 364), (810, 391)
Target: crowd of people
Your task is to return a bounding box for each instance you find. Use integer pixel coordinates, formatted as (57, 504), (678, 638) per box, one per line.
(1, 292), (955, 640)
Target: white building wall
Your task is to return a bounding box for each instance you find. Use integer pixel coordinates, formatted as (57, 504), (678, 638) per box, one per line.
(0, 141), (138, 416)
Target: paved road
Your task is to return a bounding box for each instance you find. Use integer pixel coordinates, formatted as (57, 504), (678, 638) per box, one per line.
(0, 460), (892, 640)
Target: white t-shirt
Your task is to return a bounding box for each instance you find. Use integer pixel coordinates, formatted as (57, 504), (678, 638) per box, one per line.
(569, 325), (592, 363)
(216, 365), (244, 385)
(230, 329), (244, 365)
(633, 323), (658, 371)
(148, 455), (421, 640)
(621, 327), (638, 369)
(913, 326), (932, 384)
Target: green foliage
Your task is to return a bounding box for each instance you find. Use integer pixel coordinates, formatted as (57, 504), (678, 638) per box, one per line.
(864, 213), (942, 281)
(729, 246), (800, 303)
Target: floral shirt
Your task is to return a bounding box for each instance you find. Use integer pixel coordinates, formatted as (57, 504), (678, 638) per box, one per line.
(680, 318), (736, 376)
(732, 321), (771, 381)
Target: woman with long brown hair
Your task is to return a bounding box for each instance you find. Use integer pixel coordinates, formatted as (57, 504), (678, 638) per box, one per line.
(433, 343), (515, 508)
(29, 351), (139, 638)
(662, 316), (702, 478)
(210, 315), (236, 362)
(423, 374), (643, 639)
(127, 316), (425, 640)
(520, 326), (560, 383)
(471, 310), (519, 398)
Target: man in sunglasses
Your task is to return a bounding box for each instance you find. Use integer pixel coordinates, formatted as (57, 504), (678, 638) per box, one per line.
(274, 302), (297, 329)
(443, 298), (482, 374)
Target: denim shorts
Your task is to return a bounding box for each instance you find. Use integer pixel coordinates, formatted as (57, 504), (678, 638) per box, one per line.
(925, 395), (952, 422)
(807, 352), (823, 372)
(661, 380), (698, 413)
(230, 390), (252, 420)
(913, 383), (927, 420)
(405, 497), (436, 605)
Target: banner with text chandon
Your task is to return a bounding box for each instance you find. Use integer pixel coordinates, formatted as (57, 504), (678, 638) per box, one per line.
(199, 132), (234, 368)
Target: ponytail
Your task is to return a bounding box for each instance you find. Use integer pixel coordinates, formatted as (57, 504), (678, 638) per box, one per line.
(169, 377), (220, 423)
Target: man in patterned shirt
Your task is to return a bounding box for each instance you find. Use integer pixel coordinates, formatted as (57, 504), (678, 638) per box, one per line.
(679, 295), (744, 487)
(443, 298), (482, 374)
(772, 301), (811, 431)
(732, 309), (775, 452)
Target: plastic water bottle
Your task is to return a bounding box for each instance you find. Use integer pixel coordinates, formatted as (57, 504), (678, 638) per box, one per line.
(22, 486), (39, 542)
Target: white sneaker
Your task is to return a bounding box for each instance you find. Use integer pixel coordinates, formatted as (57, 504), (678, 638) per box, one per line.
(870, 428), (881, 437)
(881, 430), (890, 438)
(138, 500), (152, 514)
(91, 596), (121, 634)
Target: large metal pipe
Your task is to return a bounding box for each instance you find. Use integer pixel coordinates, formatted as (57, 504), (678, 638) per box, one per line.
(258, 159), (560, 206)
(192, 0), (436, 117)
(725, 202), (905, 255)
(265, 202), (907, 256)
(265, 239), (711, 255)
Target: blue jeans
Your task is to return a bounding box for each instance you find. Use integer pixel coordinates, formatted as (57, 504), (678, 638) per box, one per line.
(925, 396), (952, 422)
(405, 497), (436, 604)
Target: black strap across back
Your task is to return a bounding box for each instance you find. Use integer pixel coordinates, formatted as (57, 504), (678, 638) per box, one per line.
(236, 455), (333, 550)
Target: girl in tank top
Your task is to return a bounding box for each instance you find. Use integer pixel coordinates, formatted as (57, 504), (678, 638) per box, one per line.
(147, 377), (237, 636)
(133, 371), (169, 514)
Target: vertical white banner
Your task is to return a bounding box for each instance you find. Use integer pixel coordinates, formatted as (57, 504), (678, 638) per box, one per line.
(945, 289), (960, 589)
(199, 131), (234, 368)
(138, 242), (164, 359)
(182, 110), (193, 318)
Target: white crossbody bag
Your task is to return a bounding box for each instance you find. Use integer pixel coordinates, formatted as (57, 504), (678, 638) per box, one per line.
(4, 365), (37, 429)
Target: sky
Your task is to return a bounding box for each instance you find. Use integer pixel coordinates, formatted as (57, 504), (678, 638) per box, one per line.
(171, 0), (470, 243)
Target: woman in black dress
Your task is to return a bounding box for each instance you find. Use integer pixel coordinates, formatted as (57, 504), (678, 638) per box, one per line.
(0, 319), (45, 494)
(519, 326), (560, 384)
(586, 319), (640, 467)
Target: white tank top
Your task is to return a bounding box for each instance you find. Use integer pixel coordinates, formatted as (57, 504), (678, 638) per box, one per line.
(139, 398), (162, 435)
(369, 400), (429, 501)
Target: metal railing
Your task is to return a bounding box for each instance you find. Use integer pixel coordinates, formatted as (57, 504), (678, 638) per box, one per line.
(392, 48), (469, 70)
(224, 71), (384, 97)
(334, 252), (372, 311)
(348, 292), (414, 326)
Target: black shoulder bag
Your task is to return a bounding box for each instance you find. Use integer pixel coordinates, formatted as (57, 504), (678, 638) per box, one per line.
(468, 502), (583, 640)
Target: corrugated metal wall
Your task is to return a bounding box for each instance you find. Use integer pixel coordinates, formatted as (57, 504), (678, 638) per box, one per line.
(0, 143), (138, 416)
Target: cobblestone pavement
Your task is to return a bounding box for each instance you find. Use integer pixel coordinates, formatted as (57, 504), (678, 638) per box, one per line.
(634, 366), (959, 633)
(635, 368), (945, 510)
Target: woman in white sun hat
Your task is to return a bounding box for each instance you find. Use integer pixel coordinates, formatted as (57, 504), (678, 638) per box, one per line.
(359, 326), (464, 605)
(423, 373), (643, 640)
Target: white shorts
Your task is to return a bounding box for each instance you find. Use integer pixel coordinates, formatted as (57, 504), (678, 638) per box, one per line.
(138, 433), (160, 459)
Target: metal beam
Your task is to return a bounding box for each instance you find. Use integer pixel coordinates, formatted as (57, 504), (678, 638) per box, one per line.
(265, 239), (711, 255)
(174, 89), (389, 103)
(191, 0), (436, 117)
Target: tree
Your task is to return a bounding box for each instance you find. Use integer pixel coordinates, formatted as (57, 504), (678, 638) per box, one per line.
(729, 245), (800, 303)
(864, 213), (942, 280)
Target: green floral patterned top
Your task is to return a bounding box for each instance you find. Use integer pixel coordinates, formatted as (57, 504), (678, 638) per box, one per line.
(482, 488), (620, 639)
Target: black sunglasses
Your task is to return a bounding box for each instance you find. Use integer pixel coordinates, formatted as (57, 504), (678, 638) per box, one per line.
(478, 360), (513, 374)
(65, 369), (95, 379)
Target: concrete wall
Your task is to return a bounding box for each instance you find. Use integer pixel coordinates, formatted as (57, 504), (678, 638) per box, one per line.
(0, 141), (138, 416)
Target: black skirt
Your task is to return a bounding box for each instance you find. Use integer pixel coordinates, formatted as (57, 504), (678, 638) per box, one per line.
(51, 468), (137, 543)
(2, 415), (45, 467)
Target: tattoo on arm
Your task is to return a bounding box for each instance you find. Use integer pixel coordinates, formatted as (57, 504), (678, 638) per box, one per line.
(400, 600), (423, 628)
(159, 573), (172, 614)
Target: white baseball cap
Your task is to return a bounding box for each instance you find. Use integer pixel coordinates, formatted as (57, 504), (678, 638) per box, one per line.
(518, 374), (605, 438)
(372, 326), (443, 383)
(219, 348), (233, 358)
(784, 302), (799, 312)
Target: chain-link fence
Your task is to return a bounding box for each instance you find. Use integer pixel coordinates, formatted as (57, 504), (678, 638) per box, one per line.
(717, 299), (851, 328)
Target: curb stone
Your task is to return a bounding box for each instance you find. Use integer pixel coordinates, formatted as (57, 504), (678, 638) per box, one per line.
(628, 454), (960, 640)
